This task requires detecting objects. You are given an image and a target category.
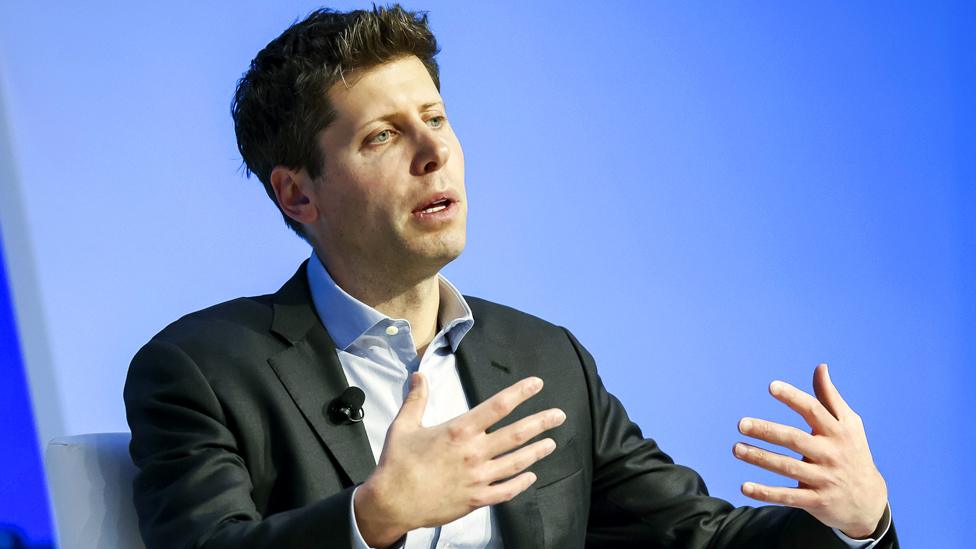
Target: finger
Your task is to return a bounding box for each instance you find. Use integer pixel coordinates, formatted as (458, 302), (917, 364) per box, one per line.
(812, 363), (853, 420)
(485, 438), (556, 483)
(465, 377), (544, 432)
(485, 408), (566, 457)
(469, 472), (537, 508)
(393, 372), (428, 427)
(738, 417), (825, 459)
(741, 482), (818, 509)
(732, 442), (823, 484)
(769, 380), (838, 434)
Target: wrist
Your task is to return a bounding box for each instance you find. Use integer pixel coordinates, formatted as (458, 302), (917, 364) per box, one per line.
(840, 502), (889, 540)
(354, 475), (409, 548)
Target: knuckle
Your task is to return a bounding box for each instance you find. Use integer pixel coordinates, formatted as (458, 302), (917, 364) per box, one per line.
(462, 450), (480, 467)
(812, 494), (830, 512)
(512, 427), (531, 444)
(447, 423), (469, 442)
(490, 398), (510, 417)
(785, 461), (799, 478)
(510, 458), (527, 476)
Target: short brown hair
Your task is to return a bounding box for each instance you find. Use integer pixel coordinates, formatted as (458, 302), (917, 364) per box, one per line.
(231, 5), (441, 238)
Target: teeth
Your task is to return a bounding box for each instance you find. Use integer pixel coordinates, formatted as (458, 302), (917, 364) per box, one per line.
(422, 204), (447, 214)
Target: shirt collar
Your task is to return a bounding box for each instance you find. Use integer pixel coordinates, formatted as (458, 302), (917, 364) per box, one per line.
(306, 252), (474, 352)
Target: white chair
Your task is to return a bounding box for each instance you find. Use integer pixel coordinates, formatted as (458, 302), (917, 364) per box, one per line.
(45, 433), (146, 549)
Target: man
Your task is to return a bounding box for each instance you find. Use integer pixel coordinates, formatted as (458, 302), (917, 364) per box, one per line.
(124, 6), (898, 548)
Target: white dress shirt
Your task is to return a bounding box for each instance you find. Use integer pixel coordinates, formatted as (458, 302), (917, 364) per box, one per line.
(306, 253), (502, 549)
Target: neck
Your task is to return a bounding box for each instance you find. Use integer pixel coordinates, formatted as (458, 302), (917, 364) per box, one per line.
(316, 248), (442, 353)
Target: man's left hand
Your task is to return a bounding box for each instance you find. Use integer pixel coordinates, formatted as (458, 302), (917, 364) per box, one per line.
(734, 363), (888, 539)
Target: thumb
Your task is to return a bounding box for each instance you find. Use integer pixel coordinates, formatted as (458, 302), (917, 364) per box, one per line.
(394, 372), (428, 427)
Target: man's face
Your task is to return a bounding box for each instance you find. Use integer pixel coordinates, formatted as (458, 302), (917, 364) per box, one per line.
(310, 55), (466, 281)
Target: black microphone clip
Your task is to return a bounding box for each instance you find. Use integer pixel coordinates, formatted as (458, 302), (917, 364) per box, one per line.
(328, 386), (366, 425)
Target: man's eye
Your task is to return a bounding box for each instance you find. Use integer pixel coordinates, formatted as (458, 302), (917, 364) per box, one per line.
(370, 129), (393, 144)
(427, 116), (445, 128)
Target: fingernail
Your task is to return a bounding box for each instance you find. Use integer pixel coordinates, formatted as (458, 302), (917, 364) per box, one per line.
(529, 377), (543, 391)
(742, 483), (755, 495)
(552, 409), (566, 424)
(739, 419), (752, 433)
(544, 439), (557, 454)
(770, 381), (783, 395)
(733, 443), (746, 457)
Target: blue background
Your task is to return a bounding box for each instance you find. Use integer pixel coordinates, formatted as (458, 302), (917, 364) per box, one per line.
(0, 2), (972, 547)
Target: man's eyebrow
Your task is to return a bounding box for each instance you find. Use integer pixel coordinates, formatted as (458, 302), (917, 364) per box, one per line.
(356, 101), (445, 131)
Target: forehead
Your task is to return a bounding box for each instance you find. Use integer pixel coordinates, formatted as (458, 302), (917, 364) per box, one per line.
(326, 55), (442, 129)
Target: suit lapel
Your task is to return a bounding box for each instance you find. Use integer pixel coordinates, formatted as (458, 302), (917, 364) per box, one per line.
(267, 262), (375, 486)
(265, 266), (545, 545)
(456, 320), (545, 549)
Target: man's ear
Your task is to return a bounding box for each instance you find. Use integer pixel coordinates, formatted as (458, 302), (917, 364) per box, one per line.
(270, 166), (318, 226)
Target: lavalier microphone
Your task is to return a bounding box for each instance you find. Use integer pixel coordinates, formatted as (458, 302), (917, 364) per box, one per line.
(328, 386), (366, 424)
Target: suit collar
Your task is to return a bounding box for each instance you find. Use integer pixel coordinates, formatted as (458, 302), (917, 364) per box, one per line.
(268, 261), (376, 485)
(270, 260), (320, 344)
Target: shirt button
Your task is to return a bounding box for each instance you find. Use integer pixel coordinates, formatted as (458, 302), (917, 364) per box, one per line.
(385, 325), (399, 336)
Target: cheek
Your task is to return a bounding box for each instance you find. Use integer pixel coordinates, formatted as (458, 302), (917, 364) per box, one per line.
(318, 168), (370, 229)
(324, 160), (367, 201)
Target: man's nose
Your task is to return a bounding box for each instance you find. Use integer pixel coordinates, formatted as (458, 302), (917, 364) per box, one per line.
(410, 126), (450, 176)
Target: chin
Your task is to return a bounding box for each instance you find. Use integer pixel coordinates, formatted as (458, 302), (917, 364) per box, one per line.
(409, 234), (466, 274)
(430, 240), (466, 267)
(440, 230), (466, 258)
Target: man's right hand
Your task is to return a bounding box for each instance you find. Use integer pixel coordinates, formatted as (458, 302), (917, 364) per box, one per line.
(353, 372), (566, 548)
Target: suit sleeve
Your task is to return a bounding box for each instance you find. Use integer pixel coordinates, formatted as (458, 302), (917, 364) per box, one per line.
(124, 339), (357, 549)
(561, 329), (899, 549)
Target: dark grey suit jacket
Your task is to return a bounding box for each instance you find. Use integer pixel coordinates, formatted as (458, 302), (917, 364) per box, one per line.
(124, 262), (898, 548)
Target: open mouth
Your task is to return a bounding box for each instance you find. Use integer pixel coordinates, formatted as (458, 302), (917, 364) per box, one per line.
(417, 198), (452, 214)
(412, 192), (458, 219)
